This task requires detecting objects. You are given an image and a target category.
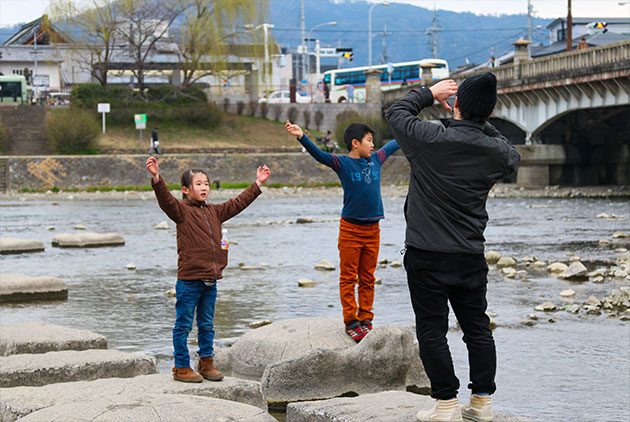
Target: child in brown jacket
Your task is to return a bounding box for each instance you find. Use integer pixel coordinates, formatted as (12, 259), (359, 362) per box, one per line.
(146, 156), (270, 383)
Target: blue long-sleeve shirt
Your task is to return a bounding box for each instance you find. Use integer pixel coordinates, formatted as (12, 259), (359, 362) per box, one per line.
(297, 134), (399, 222)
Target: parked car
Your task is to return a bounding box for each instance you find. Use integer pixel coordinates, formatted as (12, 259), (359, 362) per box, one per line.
(258, 90), (311, 104)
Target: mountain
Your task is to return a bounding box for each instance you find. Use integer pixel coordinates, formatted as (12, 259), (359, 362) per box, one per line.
(268, 0), (552, 70)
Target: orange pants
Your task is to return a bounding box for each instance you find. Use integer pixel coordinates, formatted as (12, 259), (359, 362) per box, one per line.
(338, 218), (380, 324)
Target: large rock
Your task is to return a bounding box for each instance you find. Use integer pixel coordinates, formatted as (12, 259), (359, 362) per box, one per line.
(51, 232), (125, 248)
(0, 349), (156, 387)
(547, 262), (568, 273)
(558, 261), (588, 281)
(17, 393), (275, 422)
(485, 250), (501, 265)
(286, 391), (532, 422)
(496, 257), (517, 268)
(406, 343), (431, 394)
(0, 274), (67, 303)
(0, 374), (267, 421)
(0, 237), (44, 254)
(223, 318), (416, 403)
(0, 321), (107, 356)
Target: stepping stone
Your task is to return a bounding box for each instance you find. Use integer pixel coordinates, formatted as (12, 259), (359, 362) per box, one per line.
(51, 232), (125, 248)
(0, 274), (67, 303)
(0, 321), (107, 356)
(286, 391), (533, 422)
(0, 374), (267, 421)
(15, 393), (276, 422)
(0, 349), (156, 387)
(0, 237), (44, 254)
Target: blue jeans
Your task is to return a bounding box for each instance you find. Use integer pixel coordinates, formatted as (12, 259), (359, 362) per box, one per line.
(173, 280), (217, 368)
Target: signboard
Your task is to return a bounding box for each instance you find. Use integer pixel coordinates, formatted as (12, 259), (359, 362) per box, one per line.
(98, 103), (110, 113)
(32, 74), (49, 87)
(135, 121), (146, 130)
(134, 114), (147, 124)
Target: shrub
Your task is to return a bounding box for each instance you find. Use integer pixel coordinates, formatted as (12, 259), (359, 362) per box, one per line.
(314, 110), (324, 130)
(0, 123), (7, 154)
(287, 107), (298, 124)
(334, 110), (392, 151)
(236, 101), (245, 115)
(302, 110), (311, 130)
(46, 108), (100, 154)
(259, 101), (268, 119)
(71, 84), (208, 109)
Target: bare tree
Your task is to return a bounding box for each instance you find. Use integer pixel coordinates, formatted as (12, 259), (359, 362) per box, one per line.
(116, 0), (184, 91)
(175, 0), (270, 88)
(51, 0), (119, 87)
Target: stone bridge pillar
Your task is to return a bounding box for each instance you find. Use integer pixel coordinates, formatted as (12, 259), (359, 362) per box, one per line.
(365, 69), (383, 104)
(421, 63), (436, 86)
(511, 38), (532, 79)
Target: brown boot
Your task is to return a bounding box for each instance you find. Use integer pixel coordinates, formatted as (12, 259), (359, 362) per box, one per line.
(172, 366), (203, 383)
(197, 356), (224, 381)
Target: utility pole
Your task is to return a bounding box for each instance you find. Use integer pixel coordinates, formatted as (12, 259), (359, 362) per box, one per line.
(566, 0), (573, 51)
(372, 24), (392, 64)
(425, 6), (442, 59)
(527, 0), (534, 41)
(300, 0), (306, 82)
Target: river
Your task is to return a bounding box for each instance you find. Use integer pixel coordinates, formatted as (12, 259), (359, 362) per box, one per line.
(1, 191), (629, 422)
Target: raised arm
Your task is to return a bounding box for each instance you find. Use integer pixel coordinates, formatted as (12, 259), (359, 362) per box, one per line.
(375, 139), (400, 164)
(385, 80), (457, 156)
(286, 120), (338, 170)
(147, 157), (184, 224)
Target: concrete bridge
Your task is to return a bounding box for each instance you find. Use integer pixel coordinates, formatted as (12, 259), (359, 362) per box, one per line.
(382, 40), (630, 186)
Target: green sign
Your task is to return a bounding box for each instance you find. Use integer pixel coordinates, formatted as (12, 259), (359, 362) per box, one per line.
(134, 114), (147, 123)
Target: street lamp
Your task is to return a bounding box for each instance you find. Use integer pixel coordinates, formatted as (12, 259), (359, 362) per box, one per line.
(369, 2), (388, 68)
(244, 23), (274, 94)
(306, 21), (337, 79)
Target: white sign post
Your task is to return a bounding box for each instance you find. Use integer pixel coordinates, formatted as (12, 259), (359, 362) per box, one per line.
(97, 103), (110, 133)
(134, 114), (147, 150)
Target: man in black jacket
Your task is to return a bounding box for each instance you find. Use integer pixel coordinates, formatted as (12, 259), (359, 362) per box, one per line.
(386, 73), (520, 422)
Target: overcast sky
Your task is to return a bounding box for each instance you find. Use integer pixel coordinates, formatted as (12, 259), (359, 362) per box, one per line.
(0, 0), (628, 27)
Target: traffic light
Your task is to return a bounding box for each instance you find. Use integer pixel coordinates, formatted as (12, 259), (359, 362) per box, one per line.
(587, 21), (608, 33)
(336, 47), (353, 62)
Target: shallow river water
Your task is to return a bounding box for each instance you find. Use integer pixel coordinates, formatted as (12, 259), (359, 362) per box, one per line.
(1, 192), (629, 422)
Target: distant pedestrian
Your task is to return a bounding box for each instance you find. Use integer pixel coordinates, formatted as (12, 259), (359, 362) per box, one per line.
(345, 84), (355, 103)
(401, 77), (408, 86)
(577, 37), (588, 50)
(488, 56), (496, 68)
(149, 128), (161, 155)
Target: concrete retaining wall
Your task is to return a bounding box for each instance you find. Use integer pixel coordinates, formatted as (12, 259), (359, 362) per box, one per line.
(221, 101), (382, 133)
(4, 153), (410, 190)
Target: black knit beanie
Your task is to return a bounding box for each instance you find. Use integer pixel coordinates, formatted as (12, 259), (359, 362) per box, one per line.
(456, 72), (497, 117)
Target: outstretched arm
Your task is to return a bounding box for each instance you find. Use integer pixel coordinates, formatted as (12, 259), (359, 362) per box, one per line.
(286, 120), (338, 170)
(146, 157), (184, 223)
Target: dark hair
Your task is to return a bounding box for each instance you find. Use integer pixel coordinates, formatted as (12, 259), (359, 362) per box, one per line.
(343, 123), (375, 151)
(180, 168), (209, 199)
(459, 110), (488, 125)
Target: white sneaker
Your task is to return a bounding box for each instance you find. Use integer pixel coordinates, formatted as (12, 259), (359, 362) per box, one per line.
(462, 394), (493, 422)
(417, 398), (463, 422)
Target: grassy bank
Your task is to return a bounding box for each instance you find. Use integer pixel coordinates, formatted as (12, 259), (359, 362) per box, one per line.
(97, 114), (320, 152)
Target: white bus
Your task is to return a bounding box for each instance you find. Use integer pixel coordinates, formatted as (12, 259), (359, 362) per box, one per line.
(323, 59), (449, 103)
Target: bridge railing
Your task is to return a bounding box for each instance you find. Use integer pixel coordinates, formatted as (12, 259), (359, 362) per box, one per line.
(520, 40), (630, 79)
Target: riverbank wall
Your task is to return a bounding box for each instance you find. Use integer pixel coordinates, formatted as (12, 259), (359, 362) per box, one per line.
(1, 153), (411, 191)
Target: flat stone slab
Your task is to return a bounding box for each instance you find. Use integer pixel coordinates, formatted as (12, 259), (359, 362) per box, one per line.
(17, 393), (276, 422)
(286, 391), (532, 422)
(0, 274), (67, 303)
(51, 232), (125, 248)
(0, 321), (107, 356)
(0, 374), (267, 421)
(0, 237), (44, 254)
(0, 349), (156, 387)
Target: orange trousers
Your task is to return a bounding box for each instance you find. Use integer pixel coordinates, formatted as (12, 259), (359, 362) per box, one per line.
(338, 218), (380, 324)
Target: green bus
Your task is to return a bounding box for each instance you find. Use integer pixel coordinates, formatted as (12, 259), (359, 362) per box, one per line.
(0, 75), (28, 104)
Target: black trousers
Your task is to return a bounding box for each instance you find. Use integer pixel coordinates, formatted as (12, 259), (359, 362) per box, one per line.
(404, 246), (497, 399)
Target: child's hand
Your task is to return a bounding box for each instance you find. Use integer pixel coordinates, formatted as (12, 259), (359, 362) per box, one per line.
(256, 164), (271, 187)
(429, 79), (458, 111)
(286, 120), (304, 139)
(146, 157), (159, 182)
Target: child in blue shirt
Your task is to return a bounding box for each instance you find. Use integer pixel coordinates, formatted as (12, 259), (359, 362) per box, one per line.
(286, 120), (399, 342)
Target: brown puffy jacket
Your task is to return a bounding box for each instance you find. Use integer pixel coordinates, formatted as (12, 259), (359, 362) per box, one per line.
(152, 176), (261, 280)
